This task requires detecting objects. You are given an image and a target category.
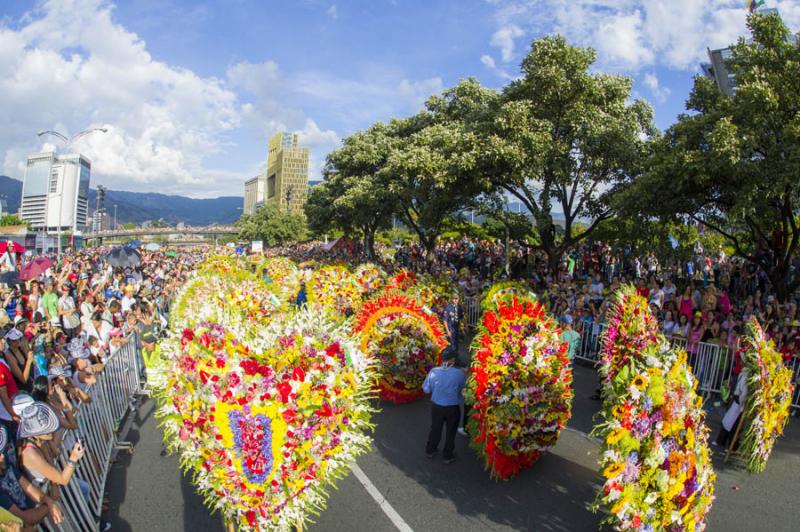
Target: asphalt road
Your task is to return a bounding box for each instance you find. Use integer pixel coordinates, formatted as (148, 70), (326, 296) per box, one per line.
(105, 365), (799, 532)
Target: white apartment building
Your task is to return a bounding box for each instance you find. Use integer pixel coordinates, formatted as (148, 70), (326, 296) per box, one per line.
(20, 152), (91, 233)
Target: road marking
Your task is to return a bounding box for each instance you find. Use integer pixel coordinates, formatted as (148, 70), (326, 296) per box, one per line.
(351, 463), (415, 532)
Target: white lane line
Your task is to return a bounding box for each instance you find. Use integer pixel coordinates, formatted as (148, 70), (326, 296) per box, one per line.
(350, 463), (415, 532)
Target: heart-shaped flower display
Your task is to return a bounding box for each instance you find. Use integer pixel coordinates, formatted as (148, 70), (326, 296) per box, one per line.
(155, 292), (375, 530)
(354, 294), (447, 404)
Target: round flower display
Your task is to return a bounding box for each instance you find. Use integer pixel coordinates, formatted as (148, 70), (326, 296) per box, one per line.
(354, 294), (447, 404)
(738, 318), (794, 474)
(308, 264), (362, 320)
(593, 287), (715, 531)
(481, 281), (537, 312)
(156, 310), (375, 531)
(465, 297), (572, 479)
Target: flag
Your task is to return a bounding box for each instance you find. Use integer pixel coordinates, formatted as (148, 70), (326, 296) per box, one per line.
(747, 0), (765, 14)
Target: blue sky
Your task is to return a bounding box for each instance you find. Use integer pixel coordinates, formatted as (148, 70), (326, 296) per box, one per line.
(1, 0), (797, 197)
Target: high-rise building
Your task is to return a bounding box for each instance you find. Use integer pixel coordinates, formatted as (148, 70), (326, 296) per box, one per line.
(20, 152), (90, 233)
(265, 132), (309, 213)
(243, 175), (265, 215)
(701, 8), (796, 95)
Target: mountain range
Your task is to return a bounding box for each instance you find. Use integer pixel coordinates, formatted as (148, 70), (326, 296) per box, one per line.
(0, 175), (243, 226)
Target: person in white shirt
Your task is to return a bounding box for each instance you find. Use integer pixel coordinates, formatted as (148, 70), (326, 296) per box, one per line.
(120, 285), (136, 314)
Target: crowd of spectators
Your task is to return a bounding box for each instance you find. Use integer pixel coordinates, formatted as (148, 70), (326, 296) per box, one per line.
(0, 246), (198, 530)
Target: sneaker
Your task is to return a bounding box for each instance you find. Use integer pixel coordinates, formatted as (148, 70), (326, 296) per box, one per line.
(426, 451), (436, 459)
(100, 521), (112, 531)
(710, 441), (719, 447)
(457, 427), (468, 437)
(443, 453), (458, 464)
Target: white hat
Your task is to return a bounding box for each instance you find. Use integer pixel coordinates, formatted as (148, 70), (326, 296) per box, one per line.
(67, 338), (91, 360)
(17, 402), (60, 439)
(4, 328), (22, 341)
(12, 393), (34, 416)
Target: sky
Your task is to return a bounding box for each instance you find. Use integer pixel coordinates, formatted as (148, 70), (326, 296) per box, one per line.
(0, 0), (798, 198)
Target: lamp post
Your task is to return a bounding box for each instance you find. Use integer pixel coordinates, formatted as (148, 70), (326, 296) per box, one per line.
(114, 204), (118, 231)
(36, 128), (108, 255)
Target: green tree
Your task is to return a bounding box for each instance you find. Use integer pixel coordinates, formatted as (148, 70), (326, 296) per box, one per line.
(306, 124), (397, 258)
(625, 13), (800, 301)
(381, 84), (491, 255)
(236, 204), (308, 246)
(0, 214), (26, 227)
(471, 36), (654, 273)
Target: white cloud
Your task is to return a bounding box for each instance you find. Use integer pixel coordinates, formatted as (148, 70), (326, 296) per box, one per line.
(0, 0), (447, 196)
(295, 119), (340, 182)
(642, 72), (670, 103)
(0, 0), (240, 195)
(327, 4), (338, 20)
(480, 54), (496, 69)
(490, 24), (524, 62)
(488, 1), (800, 71)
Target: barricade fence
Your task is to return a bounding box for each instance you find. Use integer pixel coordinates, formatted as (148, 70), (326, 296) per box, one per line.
(573, 324), (800, 411)
(463, 296), (799, 412)
(40, 334), (142, 532)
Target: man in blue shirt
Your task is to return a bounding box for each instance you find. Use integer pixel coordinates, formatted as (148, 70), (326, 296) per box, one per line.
(295, 281), (307, 309)
(423, 349), (466, 463)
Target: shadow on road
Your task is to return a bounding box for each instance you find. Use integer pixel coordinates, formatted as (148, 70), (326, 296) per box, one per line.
(370, 398), (604, 532)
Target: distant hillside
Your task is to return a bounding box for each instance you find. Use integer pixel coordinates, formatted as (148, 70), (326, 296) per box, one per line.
(0, 175), (243, 225)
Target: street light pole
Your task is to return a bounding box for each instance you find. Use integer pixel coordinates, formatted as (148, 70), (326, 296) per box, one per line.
(114, 204), (118, 230)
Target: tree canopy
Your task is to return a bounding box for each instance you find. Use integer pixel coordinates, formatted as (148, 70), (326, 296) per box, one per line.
(237, 204), (308, 246)
(624, 13), (800, 300)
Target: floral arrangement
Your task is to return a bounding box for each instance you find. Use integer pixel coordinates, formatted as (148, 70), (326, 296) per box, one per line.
(354, 294), (447, 404)
(155, 310), (376, 531)
(738, 318), (794, 474)
(307, 264), (362, 320)
(261, 257), (299, 285)
(593, 286), (715, 531)
(481, 281), (537, 312)
(465, 297), (572, 479)
(409, 273), (461, 310)
(354, 263), (386, 295)
(384, 270), (417, 292)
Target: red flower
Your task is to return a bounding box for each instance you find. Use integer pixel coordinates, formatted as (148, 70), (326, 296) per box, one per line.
(292, 366), (306, 382)
(277, 381), (292, 403)
(315, 403), (333, 418)
(199, 333), (211, 348)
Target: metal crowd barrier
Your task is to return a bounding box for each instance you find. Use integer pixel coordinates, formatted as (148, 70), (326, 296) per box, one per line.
(574, 324), (800, 411)
(465, 297), (481, 330)
(40, 334), (143, 531)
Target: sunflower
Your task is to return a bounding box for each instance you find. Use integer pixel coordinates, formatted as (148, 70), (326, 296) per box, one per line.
(603, 462), (625, 479)
(632, 373), (649, 389)
(606, 428), (627, 445)
(612, 405), (627, 419)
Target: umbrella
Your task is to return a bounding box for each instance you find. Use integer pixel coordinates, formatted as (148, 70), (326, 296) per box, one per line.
(144, 243), (161, 251)
(106, 247), (142, 268)
(19, 257), (52, 281)
(0, 271), (20, 286)
(0, 241), (24, 254)
(166, 251), (177, 257)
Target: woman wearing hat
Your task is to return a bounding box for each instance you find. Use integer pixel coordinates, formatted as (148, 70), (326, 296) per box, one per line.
(3, 328), (33, 394)
(17, 402), (86, 498)
(0, 425), (64, 529)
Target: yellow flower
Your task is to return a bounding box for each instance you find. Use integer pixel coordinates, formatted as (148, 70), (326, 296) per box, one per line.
(606, 428), (627, 446)
(612, 405), (626, 419)
(603, 462), (625, 478)
(632, 373), (648, 389)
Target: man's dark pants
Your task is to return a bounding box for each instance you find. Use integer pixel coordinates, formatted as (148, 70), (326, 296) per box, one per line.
(426, 403), (460, 459)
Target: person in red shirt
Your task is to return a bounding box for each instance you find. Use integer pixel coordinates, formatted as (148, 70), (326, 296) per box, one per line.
(0, 335), (20, 438)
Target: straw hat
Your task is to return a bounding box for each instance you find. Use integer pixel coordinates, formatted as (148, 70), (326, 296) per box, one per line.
(17, 402), (60, 439)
